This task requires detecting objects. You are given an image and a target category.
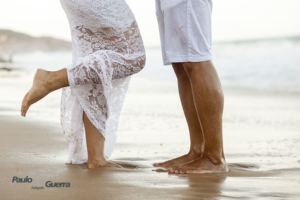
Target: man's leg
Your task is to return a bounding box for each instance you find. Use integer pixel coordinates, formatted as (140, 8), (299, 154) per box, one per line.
(154, 63), (204, 168)
(169, 61), (228, 174)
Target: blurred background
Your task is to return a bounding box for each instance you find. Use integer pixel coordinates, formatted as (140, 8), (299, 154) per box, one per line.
(0, 0), (300, 176)
(1, 0), (300, 92)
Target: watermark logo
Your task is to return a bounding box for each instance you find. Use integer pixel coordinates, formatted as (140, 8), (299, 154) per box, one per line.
(45, 181), (70, 188)
(12, 171), (70, 190)
(28, 171), (47, 190)
(12, 176), (32, 183)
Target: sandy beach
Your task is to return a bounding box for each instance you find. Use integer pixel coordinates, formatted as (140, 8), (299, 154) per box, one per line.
(1, 0), (300, 198)
(0, 69), (300, 199)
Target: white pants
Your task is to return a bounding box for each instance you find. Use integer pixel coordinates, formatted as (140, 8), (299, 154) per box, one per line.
(156, 0), (213, 65)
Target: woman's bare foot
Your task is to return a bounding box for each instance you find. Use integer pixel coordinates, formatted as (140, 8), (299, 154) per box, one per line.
(21, 69), (54, 117)
(154, 151), (202, 168)
(87, 160), (122, 169)
(21, 68), (68, 117)
(168, 155), (228, 174)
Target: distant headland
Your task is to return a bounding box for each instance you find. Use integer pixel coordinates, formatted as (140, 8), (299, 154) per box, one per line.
(0, 29), (71, 55)
(0, 29), (72, 65)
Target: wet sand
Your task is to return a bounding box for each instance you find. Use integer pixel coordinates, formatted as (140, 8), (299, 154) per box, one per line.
(1, 71), (300, 199)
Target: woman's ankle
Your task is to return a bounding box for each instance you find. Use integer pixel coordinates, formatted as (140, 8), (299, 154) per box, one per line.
(45, 69), (69, 91)
(88, 157), (107, 166)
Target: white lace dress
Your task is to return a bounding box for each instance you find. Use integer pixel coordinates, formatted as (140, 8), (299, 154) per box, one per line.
(59, 0), (146, 164)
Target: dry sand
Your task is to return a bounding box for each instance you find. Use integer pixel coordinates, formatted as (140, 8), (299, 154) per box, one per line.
(0, 71), (300, 199)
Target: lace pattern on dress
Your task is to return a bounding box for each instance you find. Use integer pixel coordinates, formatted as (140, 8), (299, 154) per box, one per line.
(60, 0), (146, 164)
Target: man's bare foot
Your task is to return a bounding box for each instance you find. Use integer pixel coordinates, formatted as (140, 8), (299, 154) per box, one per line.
(154, 151), (202, 168)
(87, 160), (122, 169)
(168, 155), (228, 174)
(21, 69), (54, 117)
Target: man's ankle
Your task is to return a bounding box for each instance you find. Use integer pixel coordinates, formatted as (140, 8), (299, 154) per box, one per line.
(203, 151), (226, 165)
(188, 148), (203, 158)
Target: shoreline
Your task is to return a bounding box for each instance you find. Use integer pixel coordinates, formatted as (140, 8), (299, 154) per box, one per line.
(1, 67), (300, 95)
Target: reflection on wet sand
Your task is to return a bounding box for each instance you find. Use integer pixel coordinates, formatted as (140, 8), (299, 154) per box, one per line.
(1, 73), (300, 199)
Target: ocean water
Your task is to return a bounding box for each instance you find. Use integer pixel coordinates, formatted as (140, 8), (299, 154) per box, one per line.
(3, 38), (300, 93)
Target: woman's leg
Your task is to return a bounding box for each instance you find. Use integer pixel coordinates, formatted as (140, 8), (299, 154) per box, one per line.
(21, 68), (69, 117)
(21, 68), (121, 168)
(154, 63), (204, 167)
(83, 112), (121, 169)
(169, 61), (228, 174)
(21, 50), (145, 117)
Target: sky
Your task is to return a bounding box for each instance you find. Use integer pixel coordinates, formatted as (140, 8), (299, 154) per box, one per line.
(0, 0), (300, 47)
